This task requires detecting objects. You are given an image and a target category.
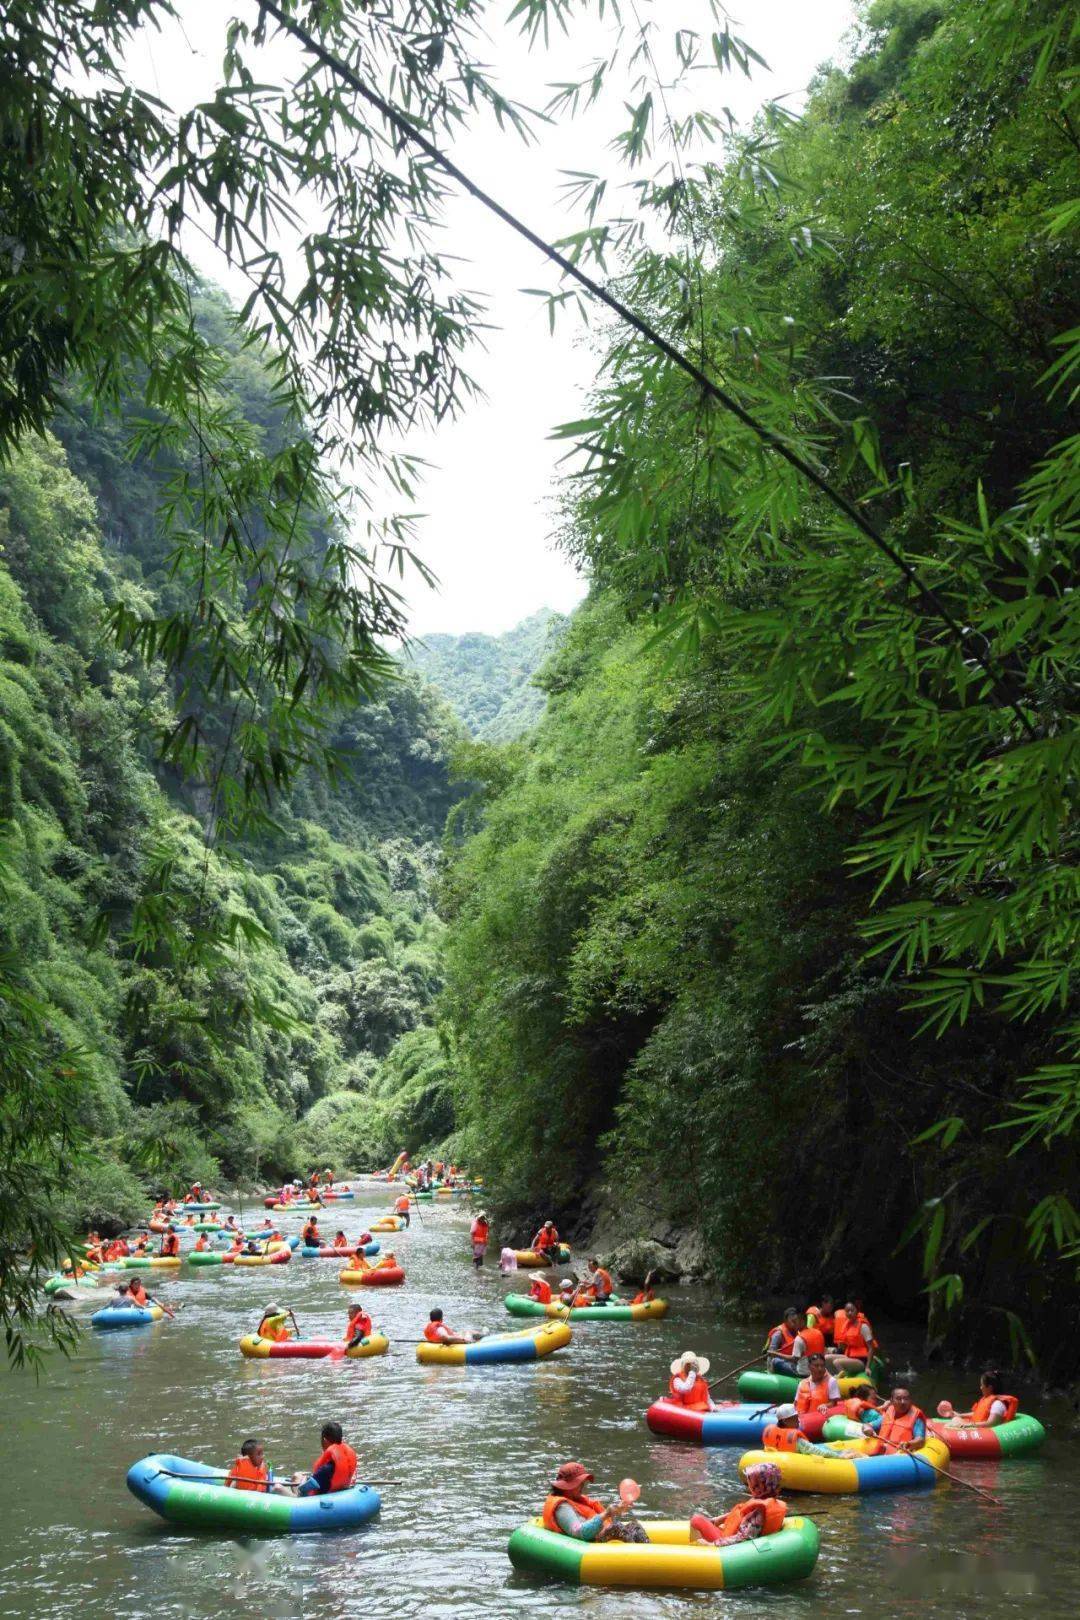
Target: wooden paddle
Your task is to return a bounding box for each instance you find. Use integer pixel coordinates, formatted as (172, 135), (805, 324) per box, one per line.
(706, 1352), (768, 1389)
(873, 1434), (1002, 1504)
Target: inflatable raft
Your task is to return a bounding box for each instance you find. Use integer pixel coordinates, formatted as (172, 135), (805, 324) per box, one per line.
(507, 1515), (819, 1591)
(647, 1399), (843, 1446)
(338, 1263), (405, 1287)
(370, 1215), (407, 1232)
(239, 1332), (389, 1360)
(510, 1245), (572, 1268)
(737, 1368), (875, 1404)
(320, 1190), (356, 1201)
(505, 1294), (668, 1323)
(92, 1303), (165, 1330)
(739, 1434), (950, 1494)
(177, 1201), (220, 1212)
(417, 1320), (571, 1366)
(301, 1242), (379, 1259)
(269, 1202), (325, 1213)
(126, 1453), (381, 1535)
(120, 1255), (182, 1271)
(927, 1413), (1046, 1459)
(233, 1242), (292, 1267)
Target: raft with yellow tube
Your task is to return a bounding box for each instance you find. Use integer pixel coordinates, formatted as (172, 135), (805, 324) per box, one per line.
(339, 1261), (405, 1286)
(510, 1244), (572, 1268)
(507, 1516), (819, 1590)
(738, 1434), (950, 1494)
(370, 1215), (407, 1232)
(239, 1332), (389, 1360)
(232, 1241), (292, 1268)
(119, 1255), (182, 1270)
(417, 1320), (571, 1366)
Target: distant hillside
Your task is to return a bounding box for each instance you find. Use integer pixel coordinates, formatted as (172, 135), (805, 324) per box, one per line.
(407, 609), (566, 740)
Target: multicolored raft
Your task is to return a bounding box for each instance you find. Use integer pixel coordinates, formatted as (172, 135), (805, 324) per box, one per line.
(738, 1434), (951, 1494)
(239, 1333), (389, 1360)
(126, 1453), (381, 1534)
(507, 1516), (819, 1591)
(505, 1294), (667, 1323)
(416, 1321), (571, 1366)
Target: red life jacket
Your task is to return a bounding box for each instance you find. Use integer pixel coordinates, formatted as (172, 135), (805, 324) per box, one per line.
(767, 1321), (798, 1357)
(761, 1424), (801, 1452)
(877, 1403), (926, 1446)
(542, 1492), (605, 1533)
(423, 1321), (450, 1343)
(194, 1235), (209, 1251)
(715, 1497), (787, 1539)
(128, 1282), (148, 1306)
(971, 1393), (1018, 1424)
(796, 1376), (835, 1415)
(314, 1442), (357, 1491)
(346, 1310), (372, 1341)
(591, 1267), (613, 1298)
(834, 1312), (873, 1360)
(668, 1372), (711, 1411)
(227, 1457), (269, 1492)
(631, 1289), (655, 1305)
(160, 1232), (179, 1256)
(534, 1227), (558, 1251)
(529, 1278), (553, 1304)
(799, 1326), (826, 1359)
(806, 1305), (835, 1342)
(394, 1196), (411, 1213)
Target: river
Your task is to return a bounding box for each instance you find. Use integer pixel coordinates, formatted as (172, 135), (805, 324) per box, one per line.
(0, 1187), (1074, 1618)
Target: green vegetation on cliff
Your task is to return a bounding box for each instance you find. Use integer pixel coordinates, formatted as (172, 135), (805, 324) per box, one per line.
(407, 610), (565, 740)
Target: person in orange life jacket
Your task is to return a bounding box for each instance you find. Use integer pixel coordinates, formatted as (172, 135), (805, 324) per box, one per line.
(394, 1193), (412, 1226)
(188, 1182), (202, 1201)
(127, 1277), (150, 1307)
(543, 1461), (648, 1544)
(765, 1308), (803, 1376)
(470, 1211), (490, 1268)
(936, 1370), (1019, 1427)
(332, 1230), (351, 1250)
(690, 1460), (788, 1547)
(669, 1351), (715, 1410)
(532, 1220), (559, 1255)
(805, 1295), (837, 1345)
(181, 1213), (196, 1227)
(631, 1270), (657, 1306)
(862, 1387), (927, 1452)
(557, 1277), (577, 1308)
(323, 1167), (334, 1186)
(159, 1225), (180, 1257)
(828, 1300), (876, 1374)
(584, 1258), (613, 1303)
(225, 1232), (244, 1256)
(257, 1305), (292, 1343)
(226, 1439), (273, 1492)
(302, 1217), (320, 1247)
(344, 1305), (373, 1347)
(193, 1233), (210, 1253)
(528, 1272), (553, 1304)
(760, 1403), (864, 1458)
(422, 1308), (474, 1346)
(133, 1235), (150, 1255)
(795, 1354), (842, 1415)
(288, 1422), (358, 1496)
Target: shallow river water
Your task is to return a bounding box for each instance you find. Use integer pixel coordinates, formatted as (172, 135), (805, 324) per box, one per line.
(0, 1186), (1075, 1619)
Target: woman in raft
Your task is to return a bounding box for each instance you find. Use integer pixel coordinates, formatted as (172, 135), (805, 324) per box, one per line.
(542, 1462), (648, 1543)
(256, 1303), (292, 1343)
(690, 1460), (787, 1546)
(667, 1350), (716, 1411)
(936, 1370), (1019, 1427)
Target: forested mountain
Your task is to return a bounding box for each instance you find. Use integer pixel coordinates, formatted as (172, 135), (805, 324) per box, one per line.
(0, 291), (462, 1238)
(441, 0), (1080, 1374)
(406, 609), (565, 739)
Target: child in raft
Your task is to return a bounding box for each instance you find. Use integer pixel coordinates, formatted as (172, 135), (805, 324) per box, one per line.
(543, 1462), (648, 1543)
(226, 1439), (273, 1492)
(690, 1460), (787, 1546)
(345, 1305), (373, 1347)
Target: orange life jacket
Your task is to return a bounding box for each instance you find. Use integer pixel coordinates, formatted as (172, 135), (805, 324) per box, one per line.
(227, 1457), (269, 1492)
(534, 1228), (558, 1251)
(394, 1196), (411, 1213)
(346, 1311), (372, 1341)
(832, 1308), (849, 1345)
(799, 1325), (826, 1359)
(194, 1235), (209, 1251)
(591, 1266), (612, 1298)
(631, 1289), (655, 1305)
(303, 1223), (319, 1245)
(529, 1278), (553, 1304)
(128, 1282), (148, 1306)
(314, 1442), (357, 1491)
(877, 1403), (926, 1446)
(333, 1236), (350, 1249)
(842, 1396), (873, 1420)
(806, 1305), (835, 1341)
(259, 1317), (289, 1343)
(971, 1393), (1018, 1424)
(423, 1321), (449, 1343)
(160, 1232), (179, 1256)
(714, 1497), (787, 1539)
(767, 1321), (798, 1357)
(668, 1372), (711, 1411)
(834, 1312), (873, 1360)
(761, 1424), (802, 1452)
(796, 1376), (835, 1415)
(471, 1219), (490, 1244)
(542, 1492), (605, 1533)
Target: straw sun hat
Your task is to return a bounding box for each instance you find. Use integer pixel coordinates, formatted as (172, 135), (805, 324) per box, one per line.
(670, 1350), (710, 1376)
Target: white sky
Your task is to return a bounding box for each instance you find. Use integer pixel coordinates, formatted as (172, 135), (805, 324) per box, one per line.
(133, 1), (858, 637)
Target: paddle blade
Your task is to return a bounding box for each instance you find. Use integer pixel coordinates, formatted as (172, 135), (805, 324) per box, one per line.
(618, 1478), (640, 1506)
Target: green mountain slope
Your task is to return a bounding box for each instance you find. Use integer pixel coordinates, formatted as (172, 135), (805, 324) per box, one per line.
(406, 609), (566, 739)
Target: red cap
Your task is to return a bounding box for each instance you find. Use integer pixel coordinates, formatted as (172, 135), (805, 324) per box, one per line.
(552, 1461), (594, 1493)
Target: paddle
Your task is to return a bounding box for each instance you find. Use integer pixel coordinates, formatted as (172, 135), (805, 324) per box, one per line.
(706, 1352), (768, 1389)
(411, 1195), (424, 1226)
(147, 1465), (401, 1489)
(146, 1293), (178, 1320)
(873, 1435), (1002, 1504)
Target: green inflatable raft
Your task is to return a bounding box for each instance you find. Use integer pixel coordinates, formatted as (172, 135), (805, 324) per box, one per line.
(504, 1293), (668, 1323)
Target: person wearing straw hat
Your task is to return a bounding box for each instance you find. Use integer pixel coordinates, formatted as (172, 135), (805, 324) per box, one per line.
(542, 1463), (648, 1543)
(668, 1351), (716, 1411)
